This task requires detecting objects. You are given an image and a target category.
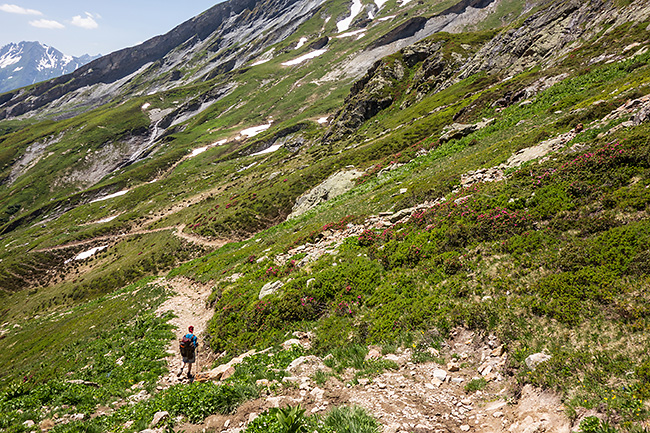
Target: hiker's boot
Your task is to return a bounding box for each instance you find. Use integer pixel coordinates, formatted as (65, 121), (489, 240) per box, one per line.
(177, 369), (183, 377)
(187, 372), (192, 379)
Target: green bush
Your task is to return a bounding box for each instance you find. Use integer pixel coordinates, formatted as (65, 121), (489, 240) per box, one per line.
(323, 406), (380, 433)
(637, 360), (650, 398)
(531, 266), (618, 325)
(464, 378), (487, 393)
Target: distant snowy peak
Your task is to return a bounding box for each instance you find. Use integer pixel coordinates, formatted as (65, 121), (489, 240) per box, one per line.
(0, 41), (100, 93)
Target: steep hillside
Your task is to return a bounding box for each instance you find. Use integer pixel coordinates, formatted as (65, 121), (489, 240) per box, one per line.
(1, 0), (650, 432)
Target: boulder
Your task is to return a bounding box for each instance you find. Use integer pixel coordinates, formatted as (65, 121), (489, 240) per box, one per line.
(440, 123), (478, 143)
(388, 207), (414, 223)
(259, 280), (284, 299)
(433, 369), (447, 382)
(150, 411), (169, 428)
(365, 348), (381, 360)
(525, 352), (552, 371)
(440, 118), (495, 143)
(196, 363), (236, 382)
(308, 36), (329, 50)
(634, 106), (650, 125)
(282, 339), (302, 350)
(288, 169), (364, 219)
(384, 353), (402, 365)
(204, 415), (224, 430)
(286, 355), (327, 375)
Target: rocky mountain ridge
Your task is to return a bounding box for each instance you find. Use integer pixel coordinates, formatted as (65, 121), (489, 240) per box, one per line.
(0, 41), (98, 94)
(0, 0), (327, 120)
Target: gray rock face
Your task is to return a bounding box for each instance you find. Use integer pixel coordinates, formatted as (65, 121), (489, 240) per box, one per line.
(323, 58), (406, 143)
(439, 123), (479, 143)
(455, 0), (650, 83)
(288, 169), (364, 219)
(439, 118), (495, 143)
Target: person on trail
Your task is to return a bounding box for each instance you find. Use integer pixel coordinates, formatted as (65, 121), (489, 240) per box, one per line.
(177, 326), (198, 379)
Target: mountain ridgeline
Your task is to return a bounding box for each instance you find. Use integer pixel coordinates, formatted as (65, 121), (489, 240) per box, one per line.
(0, 41), (98, 94)
(1, 0), (650, 431)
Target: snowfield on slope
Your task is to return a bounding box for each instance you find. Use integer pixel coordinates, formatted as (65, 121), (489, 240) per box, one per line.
(281, 49), (327, 66)
(337, 0), (364, 32)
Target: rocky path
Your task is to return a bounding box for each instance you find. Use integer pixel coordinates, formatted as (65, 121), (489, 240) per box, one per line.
(179, 329), (571, 433)
(153, 276), (216, 384)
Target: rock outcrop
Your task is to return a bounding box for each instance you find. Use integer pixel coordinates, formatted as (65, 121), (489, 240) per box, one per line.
(323, 56), (409, 143)
(288, 169), (365, 219)
(439, 118), (495, 143)
(455, 0), (650, 83)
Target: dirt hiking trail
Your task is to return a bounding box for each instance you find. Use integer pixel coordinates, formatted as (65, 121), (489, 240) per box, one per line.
(153, 276), (217, 384)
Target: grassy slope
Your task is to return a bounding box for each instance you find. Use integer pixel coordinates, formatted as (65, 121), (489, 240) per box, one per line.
(170, 22), (650, 428)
(0, 3), (649, 433)
(0, 0), (539, 309)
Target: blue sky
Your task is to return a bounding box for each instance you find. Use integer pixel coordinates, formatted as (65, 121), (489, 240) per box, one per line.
(0, 1), (222, 56)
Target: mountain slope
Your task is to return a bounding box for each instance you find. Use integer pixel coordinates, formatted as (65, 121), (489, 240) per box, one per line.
(1, 0), (650, 431)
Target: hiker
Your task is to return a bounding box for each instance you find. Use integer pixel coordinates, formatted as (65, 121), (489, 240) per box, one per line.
(177, 325), (198, 379)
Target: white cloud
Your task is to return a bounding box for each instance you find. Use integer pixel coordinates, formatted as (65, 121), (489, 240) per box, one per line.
(29, 19), (65, 29)
(71, 12), (98, 29)
(0, 3), (42, 15)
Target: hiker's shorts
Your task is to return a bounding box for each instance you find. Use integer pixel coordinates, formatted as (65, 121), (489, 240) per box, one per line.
(182, 353), (195, 364)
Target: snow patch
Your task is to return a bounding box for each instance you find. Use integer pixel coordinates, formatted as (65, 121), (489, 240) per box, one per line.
(397, 0), (413, 5)
(251, 58), (271, 66)
(375, 0), (388, 9)
(141, 102), (151, 110)
(336, 29), (366, 39)
(237, 161), (258, 172)
(251, 48), (275, 66)
(336, 0), (363, 33)
(318, 117), (330, 124)
(188, 138), (229, 158)
(296, 37), (308, 49)
(96, 215), (118, 224)
(281, 49), (327, 66)
(240, 122), (273, 137)
(190, 146), (208, 157)
(66, 246), (108, 263)
(378, 15), (396, 21)
(251, 143), (282, 156)
(90, 190), (129, 203)
(0, 51), (21, 69)
(13, 66), (23, 72)
(37, 46), (59, 71)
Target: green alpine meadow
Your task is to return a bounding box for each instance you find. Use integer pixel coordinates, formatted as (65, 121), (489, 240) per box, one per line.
(1, 0), (650, 431)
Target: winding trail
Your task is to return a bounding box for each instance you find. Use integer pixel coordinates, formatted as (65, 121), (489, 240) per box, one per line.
(33, 224), (229, 253)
